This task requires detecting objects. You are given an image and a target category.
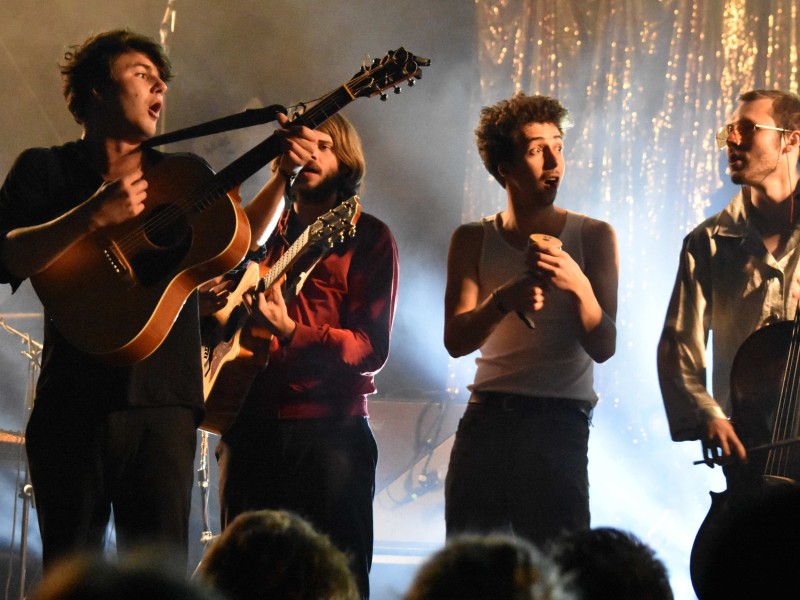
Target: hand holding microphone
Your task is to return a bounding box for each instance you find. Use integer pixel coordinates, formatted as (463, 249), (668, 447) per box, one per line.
(517, 233), (562, 328)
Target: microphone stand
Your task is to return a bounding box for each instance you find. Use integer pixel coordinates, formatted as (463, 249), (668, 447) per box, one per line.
(0, 317), (41, 600)
(192, 430), (216, 577)
(197, 431), (214, 543)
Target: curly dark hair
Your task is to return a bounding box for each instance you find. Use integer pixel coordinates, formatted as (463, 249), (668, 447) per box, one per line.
(475, 93), (572, 187)
(60, 29), (172, 125)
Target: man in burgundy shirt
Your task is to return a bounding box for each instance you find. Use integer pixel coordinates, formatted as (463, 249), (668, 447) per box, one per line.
(216, 113), (398, 599)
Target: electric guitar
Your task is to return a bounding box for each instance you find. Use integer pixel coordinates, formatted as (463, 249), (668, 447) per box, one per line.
(30, 48), (430, 364)
(200, 196), (361, 434)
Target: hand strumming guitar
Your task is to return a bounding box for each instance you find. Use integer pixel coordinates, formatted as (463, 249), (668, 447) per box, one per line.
(244, 280), (296, 345)
(88, 168), (148, 230)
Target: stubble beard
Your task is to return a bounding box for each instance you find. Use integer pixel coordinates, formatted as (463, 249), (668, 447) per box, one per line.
(729, 157), (781, 188)
(288, 171), (345, 205)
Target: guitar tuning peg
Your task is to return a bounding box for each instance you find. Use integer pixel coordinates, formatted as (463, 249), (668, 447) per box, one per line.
(407, 79), (415, 87)
(394, 86), (402, 94)
(380, 93), (388, 101)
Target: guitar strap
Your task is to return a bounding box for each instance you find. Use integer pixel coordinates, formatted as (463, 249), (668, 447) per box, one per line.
(143, 105), (287, 147)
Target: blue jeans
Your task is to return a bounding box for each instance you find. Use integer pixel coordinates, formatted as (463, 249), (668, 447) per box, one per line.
(445, 394), (591, 547)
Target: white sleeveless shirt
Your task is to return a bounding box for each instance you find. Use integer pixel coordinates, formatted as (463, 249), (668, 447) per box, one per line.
(471, 211), (597, 404)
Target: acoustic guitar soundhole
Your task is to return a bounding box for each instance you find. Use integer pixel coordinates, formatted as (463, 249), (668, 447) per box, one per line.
(144, 203), (191, 247)
(129, 204), (193, 287)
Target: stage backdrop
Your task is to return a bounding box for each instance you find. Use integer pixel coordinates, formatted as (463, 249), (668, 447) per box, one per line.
(449, 2), (800, 600)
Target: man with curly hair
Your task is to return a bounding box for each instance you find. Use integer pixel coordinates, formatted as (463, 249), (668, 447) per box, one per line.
(443, 93), (618, 546)
(0, 29), (316, 570)
(0, 29), (203, 570)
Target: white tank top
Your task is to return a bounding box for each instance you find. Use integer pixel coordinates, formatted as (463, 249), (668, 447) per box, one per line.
(471, 211), (597, 403)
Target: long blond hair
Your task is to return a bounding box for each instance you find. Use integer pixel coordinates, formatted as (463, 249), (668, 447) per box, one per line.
(272, 112), (366, 201)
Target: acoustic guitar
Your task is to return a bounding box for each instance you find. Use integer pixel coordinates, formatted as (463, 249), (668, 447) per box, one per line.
(200, 196), (361, 434)
(30, 47), (429, 364)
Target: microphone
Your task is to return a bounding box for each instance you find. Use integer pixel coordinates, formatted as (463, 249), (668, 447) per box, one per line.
(517, 233), (562, 329)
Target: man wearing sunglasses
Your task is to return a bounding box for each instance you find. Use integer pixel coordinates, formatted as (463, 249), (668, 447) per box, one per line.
(658, 89), (800, 470)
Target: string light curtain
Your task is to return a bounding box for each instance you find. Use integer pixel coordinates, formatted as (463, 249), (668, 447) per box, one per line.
(465, 0), (800, 228)
(451, 0), (800, 395)
(448, 6), (800, 591)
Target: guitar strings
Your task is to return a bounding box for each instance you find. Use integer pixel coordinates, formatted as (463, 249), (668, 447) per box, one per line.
(767, 320), (792, 476)
(764, 145), (800, 478)
(111, 88), (347, 253)
(224, 201), (355, 335)
(253, 200), (356, 293)
(767, 314), (800, 477)
(786, 316), (800, 475)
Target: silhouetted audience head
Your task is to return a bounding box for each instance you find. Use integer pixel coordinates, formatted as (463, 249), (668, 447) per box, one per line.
(198, 509), (359, 600)
(403, 534), (573, 600)
(28, 552), (220, 600)
(548, 527), (673, 600)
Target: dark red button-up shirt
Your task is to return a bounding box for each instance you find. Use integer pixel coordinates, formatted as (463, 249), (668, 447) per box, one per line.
(238, 205), (399, 419)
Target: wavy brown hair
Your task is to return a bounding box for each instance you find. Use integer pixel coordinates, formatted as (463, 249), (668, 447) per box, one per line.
(60, 29), (172, 125)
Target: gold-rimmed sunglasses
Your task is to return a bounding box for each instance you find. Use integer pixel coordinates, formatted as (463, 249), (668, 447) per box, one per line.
(715, 121), (791, 149)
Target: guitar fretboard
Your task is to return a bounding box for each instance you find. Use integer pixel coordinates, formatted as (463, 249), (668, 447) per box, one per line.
(260, 228), (311, 291)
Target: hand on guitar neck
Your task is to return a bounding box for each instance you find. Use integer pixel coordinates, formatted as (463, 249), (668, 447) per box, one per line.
(243, 278), (296, 345)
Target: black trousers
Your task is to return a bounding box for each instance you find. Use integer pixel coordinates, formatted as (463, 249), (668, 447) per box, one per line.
(217, 416), (377, 599)
(445, 396), (591, 547)
(25, 405), (197, 570)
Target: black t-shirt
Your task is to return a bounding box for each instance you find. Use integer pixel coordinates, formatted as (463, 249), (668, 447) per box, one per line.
(0, 141), (204, 421)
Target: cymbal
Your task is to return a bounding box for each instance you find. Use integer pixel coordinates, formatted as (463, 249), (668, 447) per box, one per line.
(0, 313), (43, 319)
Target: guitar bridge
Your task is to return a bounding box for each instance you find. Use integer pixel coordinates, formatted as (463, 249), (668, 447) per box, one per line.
(101, 240), (134, 286)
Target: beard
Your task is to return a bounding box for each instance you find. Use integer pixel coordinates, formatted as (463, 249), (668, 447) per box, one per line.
(287, 171), (346, 205)
(729, 156), (782, 187)
(728, 140), (784, 187)
(730, 170), (745, 185)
